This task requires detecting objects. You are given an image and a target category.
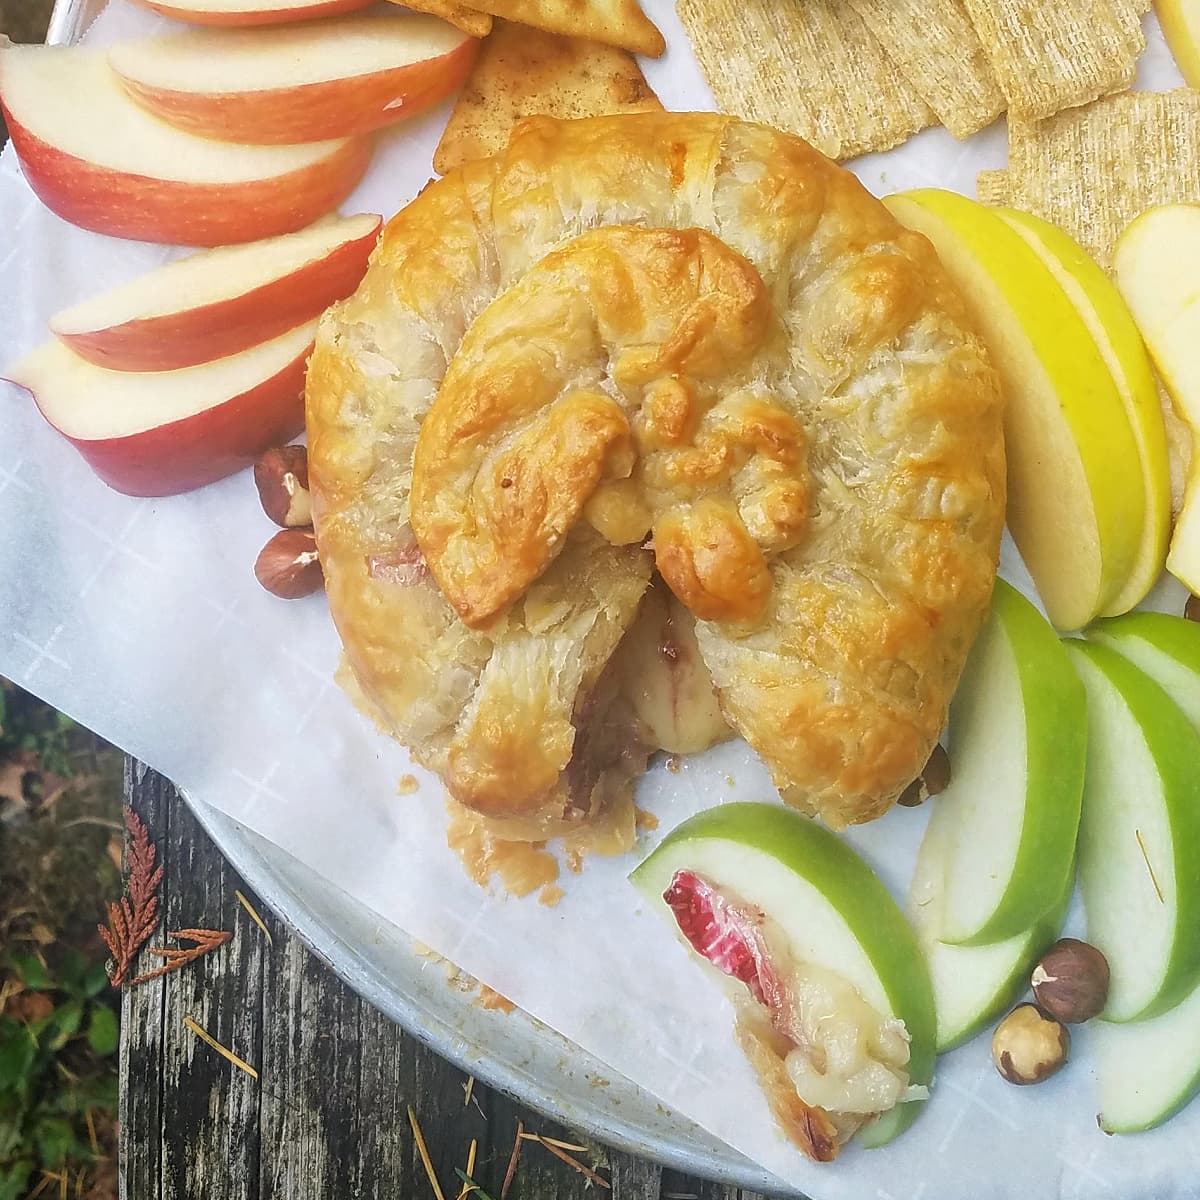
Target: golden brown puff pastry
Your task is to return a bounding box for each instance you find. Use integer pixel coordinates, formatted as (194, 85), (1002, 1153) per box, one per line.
(306, 112), (1005, 833)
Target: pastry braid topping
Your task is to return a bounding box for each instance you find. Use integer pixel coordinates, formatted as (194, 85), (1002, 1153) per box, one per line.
(410, 225), (809, 628)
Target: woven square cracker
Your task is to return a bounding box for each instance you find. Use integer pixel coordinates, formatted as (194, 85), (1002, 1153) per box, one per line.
(1007, 90), (1200, 267)
(846, 0), (1003, 139)
(677, 0), (934, 161)
(385, 0), (491, 37)
(975, 170), (1010, 206)
(961, 0), (1139, 122)
(467, 0), (664, 56)
(433, 19), (663, 174)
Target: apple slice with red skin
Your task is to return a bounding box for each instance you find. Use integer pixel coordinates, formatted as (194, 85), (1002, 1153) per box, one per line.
(4, 323), (318, 497)
(50, 215), (381, 372)
(128, 0), (375, 26)
(0, 44), (372, 246)
(109, 12), (479, 145)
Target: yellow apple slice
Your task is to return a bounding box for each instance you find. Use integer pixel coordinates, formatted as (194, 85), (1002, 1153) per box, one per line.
(1114, 204), (1200, 595)
(1157, 0), (1200, 87)
(108, 12), (478, 145)
(885, 189), (1145, 630)
(995, 207), (1171, 616)
(0, 44), (372, 246)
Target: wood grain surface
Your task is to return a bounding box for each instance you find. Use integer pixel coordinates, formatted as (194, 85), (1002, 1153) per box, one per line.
(119, 763), (777, 1200)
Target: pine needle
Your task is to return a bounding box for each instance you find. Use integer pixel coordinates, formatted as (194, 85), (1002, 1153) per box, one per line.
(518, 1133), (589, 1153)
(462, 1074), (475, 1109)
(500, 1120), (523, 1200)
(235, 890), (274, 945)
(85, 1107), (99, 1156)
(183, 1016), (259, 1079)
(528, 1134), (610, 1190)
(1135, 829), (1166, 903)
(455, 1139), (478, 1200)
(408, 1104), (447, 1200)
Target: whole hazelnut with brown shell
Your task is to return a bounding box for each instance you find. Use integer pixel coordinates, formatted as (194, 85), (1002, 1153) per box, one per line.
(992, 1003), (1070, 1085)
(1031, 938), (1110, 1023)
(255, 528), (323, 599)
(254, 445), (312, 528)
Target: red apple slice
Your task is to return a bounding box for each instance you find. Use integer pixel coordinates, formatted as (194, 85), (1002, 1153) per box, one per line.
(0, 45), (373, 246)
(50, 215), (381, 372)
(4, 323), (318, 497)
(109, 12), (478, 144)
(128, 0), (375, 25)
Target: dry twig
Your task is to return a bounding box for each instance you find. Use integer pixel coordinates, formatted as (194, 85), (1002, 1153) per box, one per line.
(501, 1120), (524, 1200)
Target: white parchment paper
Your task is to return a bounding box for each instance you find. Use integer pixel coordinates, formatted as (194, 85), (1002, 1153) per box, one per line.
(2, 4), (1199, 1194)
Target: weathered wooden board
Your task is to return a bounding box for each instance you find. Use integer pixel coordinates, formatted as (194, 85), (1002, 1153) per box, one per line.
(118, 763), (773, 1200)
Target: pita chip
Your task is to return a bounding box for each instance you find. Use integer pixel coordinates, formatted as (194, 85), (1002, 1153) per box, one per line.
(384, 0), (492, 37)
(434, 19), (663, 174)
(466, 0), (664, 56)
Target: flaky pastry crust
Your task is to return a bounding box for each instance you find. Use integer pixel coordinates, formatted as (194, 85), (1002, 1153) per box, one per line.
(306, 113), (1005, 831)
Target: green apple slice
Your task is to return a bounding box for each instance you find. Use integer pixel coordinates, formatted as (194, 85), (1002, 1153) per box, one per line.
(995, 207), (1171, 617)
(1065, 640), (1200, 1022)
(630, 803), (935, 1150)
(910, 813), (1070, 1053)
(1114, 204), (1200, 595)
(1093, 978), (1200, 1133)
(932, 578), (1085, 946)
(885, 188), (1144, 630)
(1088, 611), (1200, 731)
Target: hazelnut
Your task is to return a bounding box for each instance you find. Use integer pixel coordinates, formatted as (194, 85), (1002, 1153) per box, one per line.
(254, 528), (323, 599)
(1031, 937), (1109, 1023)
(991, 1003), (1070, 1085)
(254, 445), (311, 528)
(897, 743), (951, 807)
(1186, 594), (1200, 623)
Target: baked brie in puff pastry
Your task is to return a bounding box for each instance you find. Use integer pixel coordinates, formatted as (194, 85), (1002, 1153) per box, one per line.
(306, 113), (1005, 840)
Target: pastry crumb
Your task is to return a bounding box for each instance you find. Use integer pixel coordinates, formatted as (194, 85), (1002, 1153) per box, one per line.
(397, 773), (419, 796)
(665, 755), (682, 774)
(538, 884), (565, 907)
(477, 985), (516, 1013)
(635, 807), (659, 832)
(725, 774), (736, 788)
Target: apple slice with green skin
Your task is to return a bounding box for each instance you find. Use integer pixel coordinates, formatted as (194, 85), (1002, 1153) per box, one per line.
(0, 45), (372, 247)
(3, 322), (317, 496)
(885, 189), (1144, 630)
(910, 811), (1070, 1053)
(108, 13), (478, 146)
(1088, 612), (1200, 731)
(1064, 640), (1200, 1022)
(1114, 204), (1200, 595)
(128, 0), (375, 24)
(50, 215), (381, 372)
(994, 207), (1171, 617)
(1093, 978), (1200, 1133)
(930, 578), (1085, 946)
(1156, 0), (1200, 87)
(631, 803), (935, 1151)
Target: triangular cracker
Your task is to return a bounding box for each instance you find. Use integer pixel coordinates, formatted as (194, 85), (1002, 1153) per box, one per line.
(433, 19), (663, 174)
(677, 0), (934, 162)
(384, 0), (492, 37)
(961, 0), (1139, 121)
(466, 0), (664, 56)
(1007, 90), (1200, 266)
(846, 0), (1004, 139)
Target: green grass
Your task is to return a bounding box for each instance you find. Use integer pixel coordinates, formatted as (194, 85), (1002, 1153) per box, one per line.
(1, 679), (122, 1199)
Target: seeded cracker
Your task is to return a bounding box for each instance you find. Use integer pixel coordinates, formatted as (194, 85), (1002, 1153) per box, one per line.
(1007, 90), (1200, 267)
(383, 0), (492, 37)
(975, 170), (1010, 206)
(467, 0), (665, 56)
(676, 0), (934, 161)
(961, 0), (1139, 122)
(434, 20), (663, 174)
(846, 0), (1004, 139)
